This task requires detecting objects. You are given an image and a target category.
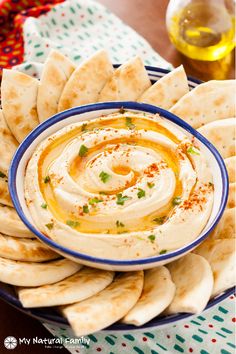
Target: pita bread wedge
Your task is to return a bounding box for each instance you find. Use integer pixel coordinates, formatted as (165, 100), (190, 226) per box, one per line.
(170, 80), (236, 128)
(61, 271), (144, 336)
(0, 233), (58, 262)
(0, 110), (16, 206)
(198, 118), (236, 159)
(18, 267), (114, 308)
(122, 266), (176, 326)
(37, 50), (76, 122)
(0, 257), (81, 287)
(0, 110), (18, 177)
(1, 69), (39, 142)
(224, 156), (236, 183)
(0, 179), (13, 207)
(208, 207), (235, 240)
(58, 50), (113, 112)
(0, 204), (34, 237)
(165, 253), (213, 314)
(194, 239), (236, 297)
(98, 56), (151, 102)
(138, 65), (189, 109)
(227, 182), (236, 209)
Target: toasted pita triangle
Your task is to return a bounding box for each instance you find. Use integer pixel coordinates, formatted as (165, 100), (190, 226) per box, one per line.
(194, 239), (236, 297)
(0, 257), (81, 287)
(138, 65), (189, 109)
(224, 156), (236, 183)
(61, 271), (144, 336)
(198, 118), (235, 159)
(170, 80), (236, 128)
(0, 204), (34, 237)
(18, 267), (114, 307)
(0, 110), (17, 207)
(0, 233), (58, 262)
(122, 266), (175, 326)
(208, 207), (235, 241)
(98, 56), (151, 102)
(227, 182), (235, 209)
(165, 253), (213, 314)
(0, 109), (18, 177)
(1, 69), (39, 142)
(0, 179), (12, 207)
(37, 50), (76, 122)
(58, 50), (113, 112)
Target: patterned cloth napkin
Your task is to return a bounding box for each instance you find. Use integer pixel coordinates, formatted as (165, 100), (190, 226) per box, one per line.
(44, 296), (235, 354)
(8, 0), (236, 352)
(15, 0), (172, 76)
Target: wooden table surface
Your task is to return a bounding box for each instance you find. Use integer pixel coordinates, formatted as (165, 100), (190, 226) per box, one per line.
(0, 1), (234, 353)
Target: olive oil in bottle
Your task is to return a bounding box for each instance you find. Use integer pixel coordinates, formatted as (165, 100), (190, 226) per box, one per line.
(166, 0), (235, 79)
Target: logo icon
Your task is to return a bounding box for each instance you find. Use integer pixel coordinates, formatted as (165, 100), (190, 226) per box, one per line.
(4, 337), (18, 350)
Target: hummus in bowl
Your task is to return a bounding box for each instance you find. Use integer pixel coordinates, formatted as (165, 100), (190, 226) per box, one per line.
(9, 102), (228, 270)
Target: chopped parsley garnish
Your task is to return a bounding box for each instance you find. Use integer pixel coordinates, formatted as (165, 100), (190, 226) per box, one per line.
(125, 117), (135, 129)
(153, 216), (167, 225)
(116, 193), (131, 205)
(172, 196), (182, 205)
(82, 205), (89, 213)
(81, 123), (88, 132)
(99, 171), (111, 183)
(44, 175), (50, 183)
(147, 182), (155, 189)
(187, 146), (200, 155)
(148, 234), (156, 243)
(99, 191), (107, 195)
(41, 203), (47, 209)
(79, 144), (88, 157)
(0, 171), (7, 178)
(159, 249), (167, 255)
(116, 220), (125, 227)
(66, 220), (80, 228)
(137, 188), (146, 199)
(45, 222), (53, 230)
(89, 197), (103, 205)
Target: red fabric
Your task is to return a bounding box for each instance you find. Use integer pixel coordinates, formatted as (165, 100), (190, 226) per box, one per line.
(0, 0), (64, 74)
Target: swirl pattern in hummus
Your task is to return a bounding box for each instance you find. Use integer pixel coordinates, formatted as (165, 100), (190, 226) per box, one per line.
(25, 111), (214, 259)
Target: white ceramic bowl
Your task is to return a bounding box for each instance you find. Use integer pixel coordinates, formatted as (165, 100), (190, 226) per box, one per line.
(9, 101), (228, 271)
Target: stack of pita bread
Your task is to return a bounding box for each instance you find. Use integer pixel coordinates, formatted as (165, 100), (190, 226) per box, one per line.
(0, 49), (235, 336)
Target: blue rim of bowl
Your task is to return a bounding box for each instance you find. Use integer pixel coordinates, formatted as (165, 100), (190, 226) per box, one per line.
(0, 283), (234, 330)
(9, 100), (229, 266)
